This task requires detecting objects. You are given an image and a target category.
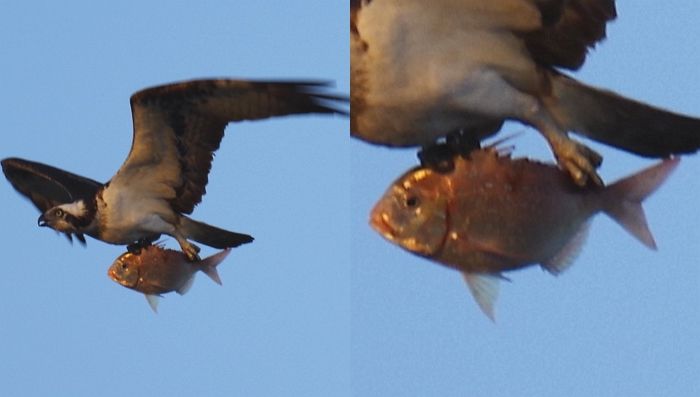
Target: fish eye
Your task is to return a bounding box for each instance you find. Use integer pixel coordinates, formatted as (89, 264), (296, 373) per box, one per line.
(405, 195), (419, 208)
(54, 208), (64, 217)
(120, 262), (128, 270)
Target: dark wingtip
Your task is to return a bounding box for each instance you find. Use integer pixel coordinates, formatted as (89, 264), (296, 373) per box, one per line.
(1, 157), (22, 176)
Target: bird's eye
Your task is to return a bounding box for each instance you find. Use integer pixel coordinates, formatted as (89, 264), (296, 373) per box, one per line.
(405, 195), (419, 208)
(54, 209), (64, 217)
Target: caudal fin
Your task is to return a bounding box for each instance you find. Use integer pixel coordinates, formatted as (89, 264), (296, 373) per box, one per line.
(601, 158), (680, 249)
(198, 248), (232, 285)
(181, 216), (254, 249)
(552, 74), (700, 157)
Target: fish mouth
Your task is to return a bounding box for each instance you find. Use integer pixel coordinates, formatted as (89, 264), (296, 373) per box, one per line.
(370, 211), (397, 241)
(107, 268), (120, 283)
(108, 266), (137, 288)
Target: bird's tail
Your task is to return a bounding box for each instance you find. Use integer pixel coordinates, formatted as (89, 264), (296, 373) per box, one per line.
(600, 157), (679, 250)
(181, 216), (254, 249)
(549, 73), (700, 157)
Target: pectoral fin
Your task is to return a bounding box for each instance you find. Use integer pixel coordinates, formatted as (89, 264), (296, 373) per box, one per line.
(462, 273), (503, 321)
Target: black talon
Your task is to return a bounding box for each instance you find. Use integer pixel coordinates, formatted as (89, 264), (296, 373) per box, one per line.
(418, 143), (456, 173)
(126, 237), (157, 255)
(447, 130), (481, 158)
(418, 130), (482, 173)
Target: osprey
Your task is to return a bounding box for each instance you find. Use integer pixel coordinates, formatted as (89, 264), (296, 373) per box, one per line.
(351, 0), (700, 185)
(2, 79), (347, 260)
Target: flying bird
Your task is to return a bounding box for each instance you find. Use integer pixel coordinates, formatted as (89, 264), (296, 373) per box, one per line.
(3, 79), (347, 260)
(351, 0), (700, 185)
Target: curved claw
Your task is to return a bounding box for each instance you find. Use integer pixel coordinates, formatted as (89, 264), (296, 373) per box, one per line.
(182, 242), (201, 262)
(553, 139), (604, 187)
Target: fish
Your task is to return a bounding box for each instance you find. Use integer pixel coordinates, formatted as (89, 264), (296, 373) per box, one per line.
(108, 244), (231, 312)
(370, 148), (679, 320)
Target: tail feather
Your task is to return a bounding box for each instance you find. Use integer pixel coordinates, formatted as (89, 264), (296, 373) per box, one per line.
(181, 216), (253, 249)
(198, 248), (231, 286)
(551, 74), (700, 157)
(601, 158), (680, 249)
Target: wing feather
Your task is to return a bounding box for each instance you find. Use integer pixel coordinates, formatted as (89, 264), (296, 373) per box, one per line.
(523, 0), (617, 70)
(2, 157), (102, 243)
(112, 79), (348, 214)
(1, 157), (102, 212)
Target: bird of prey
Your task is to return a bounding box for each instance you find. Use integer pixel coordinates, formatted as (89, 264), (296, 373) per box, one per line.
(2, 79), (347, 260)
(351, 0), (700, 185)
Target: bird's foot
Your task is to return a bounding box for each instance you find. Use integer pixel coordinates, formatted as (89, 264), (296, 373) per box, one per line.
(127, 238), (154, 255)
(552, 139), (603, 187)
(418, 131), (482, 173)
(181, 242), (201, 262)
(418, 143), (456, 173)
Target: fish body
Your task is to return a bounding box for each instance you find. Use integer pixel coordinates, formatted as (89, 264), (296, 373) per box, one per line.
(370, 148), (679, 319)
(108, 244), (230, 312)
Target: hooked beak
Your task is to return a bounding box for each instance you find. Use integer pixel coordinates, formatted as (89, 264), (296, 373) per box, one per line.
(38, 214), (48, 227)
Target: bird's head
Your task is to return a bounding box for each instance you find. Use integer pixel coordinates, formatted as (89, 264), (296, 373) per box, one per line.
(38, 201), (88, 233)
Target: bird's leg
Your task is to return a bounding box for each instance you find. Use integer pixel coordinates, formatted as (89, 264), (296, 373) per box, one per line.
(174, 235), (201, 262)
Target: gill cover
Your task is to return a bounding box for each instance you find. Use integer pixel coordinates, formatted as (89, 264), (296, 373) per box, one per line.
(372, 167), (449, 257)
(108, 252), (140, 288)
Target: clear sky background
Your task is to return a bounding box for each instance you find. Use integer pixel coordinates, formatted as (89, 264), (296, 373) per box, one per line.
(0, 1), (348, 396)
(0, 2), (698, 397)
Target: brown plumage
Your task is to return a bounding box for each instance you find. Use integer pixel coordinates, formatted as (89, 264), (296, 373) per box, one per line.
(4, 79), (348, 260)
(351, 0), (700, 186)
(523, 0), (616, 69)
(128, 80), (347, 215)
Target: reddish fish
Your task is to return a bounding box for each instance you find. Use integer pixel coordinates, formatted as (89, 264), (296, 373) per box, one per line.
(370, 148), (679, 320)
(108, 244), (231, 312)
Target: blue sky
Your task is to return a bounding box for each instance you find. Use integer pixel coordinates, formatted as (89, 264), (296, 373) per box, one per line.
(0, 2), (698, 397)
(0, 1), (348, 396)
(350, 2), (699, 397)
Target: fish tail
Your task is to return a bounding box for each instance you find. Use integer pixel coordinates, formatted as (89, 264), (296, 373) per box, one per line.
(601, 158), (680, 249)
(181, 216), (254, 249)
(198, 248), (232, 285)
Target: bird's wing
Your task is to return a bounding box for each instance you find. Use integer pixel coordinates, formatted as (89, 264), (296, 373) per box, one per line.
(1, 157), (102, 244)
(522, 0), (617, 70)
(111, 79), (348, 215)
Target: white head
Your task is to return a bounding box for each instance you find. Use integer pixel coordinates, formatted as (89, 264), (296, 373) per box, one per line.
(38, 200), (89, 233)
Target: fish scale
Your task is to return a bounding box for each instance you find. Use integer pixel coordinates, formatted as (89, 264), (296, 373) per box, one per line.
(370, 148), (679, 320)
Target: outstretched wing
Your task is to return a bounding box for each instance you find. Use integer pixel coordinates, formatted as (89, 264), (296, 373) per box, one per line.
(1, 157), (102, 244)
(111, 79), (348, 215)
(523, 0), (617, 70)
